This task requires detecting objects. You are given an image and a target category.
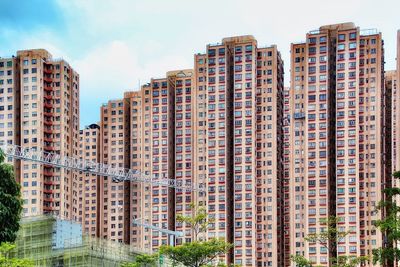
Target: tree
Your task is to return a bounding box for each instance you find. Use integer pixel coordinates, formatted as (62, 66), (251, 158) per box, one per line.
(291, 216), (368, 267)
(160, 238), (232, 267)
(0, 242), (34, 267)
(159, 204), (233, 267)
(176, 203), (211, 241)
(372, 171), (400, 266)
(290, 254), (312, 267)
(121, 254), (157, 267)
(0, 149), (23, 243)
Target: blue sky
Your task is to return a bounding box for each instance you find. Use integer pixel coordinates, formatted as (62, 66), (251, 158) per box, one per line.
(1, 0), (399, 127)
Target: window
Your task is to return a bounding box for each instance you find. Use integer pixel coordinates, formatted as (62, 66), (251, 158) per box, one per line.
(349, 42), (357, 49)
(309, 47), (316, 54)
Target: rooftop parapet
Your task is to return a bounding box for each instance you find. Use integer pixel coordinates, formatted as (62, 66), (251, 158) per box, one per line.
(17, 49), (53, 60)
(222, 35), (256, 44)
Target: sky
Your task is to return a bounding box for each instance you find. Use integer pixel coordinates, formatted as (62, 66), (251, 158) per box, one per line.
(0, 0), (399, 127)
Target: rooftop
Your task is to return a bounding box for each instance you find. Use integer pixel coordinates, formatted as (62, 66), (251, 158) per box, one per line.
(222, 35), (256, 44)
(17, 49), (53, 60)
(166, 69), (194, 78)
(319, 22), (356, 31)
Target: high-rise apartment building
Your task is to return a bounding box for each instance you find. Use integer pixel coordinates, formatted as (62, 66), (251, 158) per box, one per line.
(385, 71), (397, 175)
(0, 49), (79, 218)
(0, 56), (19, 165)
(75, 123), (100, 237)
(387, 31), (400, 219)
(94, 35), (285, 266)
(394, 31), (400, 174)
(99, 96), (131, 243)
(127, 89), (152, 250)
(6, 27), (400, 266)
(193, 36), (284, 266)
(124, 70), (196, 251)
(286, 23), (388, 266)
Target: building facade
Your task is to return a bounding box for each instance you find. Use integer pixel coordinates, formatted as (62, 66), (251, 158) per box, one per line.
(93, 36), (284, 266)
(395, 31), (400, 174)
(75, 123), (101, 237)
(5, 27), (400, 266)
(193, 36), (285, 266)
(285, 23), (388, 266)
(99, 97), (131, 243)
(385, 71), (397, 174)
(0, 56), (19, 165)
(0, 49), (80, 219)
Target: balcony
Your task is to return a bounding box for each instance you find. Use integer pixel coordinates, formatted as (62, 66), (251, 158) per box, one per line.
(43, 169), (54, 176)
(44, 179), (54, 185)
(43, 188), (53, 194)
(43, 206), (52, 211)
(44, 86), (53, 92)
(44, 102), (53, 109)
(44, 146), (55, 151)
(44, 195), (54, 201)
(43, 68), (52, 74)
(44, 94), (52, 101)
(44, 120), (53, 126)
(44, 76), (53, 83)
(44, 128), (53, 134)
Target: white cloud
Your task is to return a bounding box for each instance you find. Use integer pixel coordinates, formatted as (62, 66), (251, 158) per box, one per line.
(0, 27), (66, 59)
(73, 41), (138, 97)
(72, 40), (191, 125)
(73, 40), (190, 95)
(4, 0), (399, 126)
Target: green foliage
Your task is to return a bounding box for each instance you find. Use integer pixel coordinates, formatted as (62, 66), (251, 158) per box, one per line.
(0, 242), (34, 267)
(205, 262), (240, 267)
(160, 238), (232, 267)
(176, 203), (213, 241)
(372, 171), (400, 265)
(330, 255), (369, 267)
(121, 253), (157, 267)
(290, 254), (313, 267)
(160, 204), (232, 267)
(291, 216), (368, 267)
(304, 216), (348, 252)
(0, 149), (23, 243)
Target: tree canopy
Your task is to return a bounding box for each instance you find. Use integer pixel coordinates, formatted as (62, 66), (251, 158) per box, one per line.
(176, 203), (210, 241)
(160, 238), (232, 267)
(121, 254), (157, 267)
(0, 149), (23, 243)
(0, 242), (34, 267)
(291, 216), (368, 267)
(160, 204), (232, 267)
(373, 171), (400, 266)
